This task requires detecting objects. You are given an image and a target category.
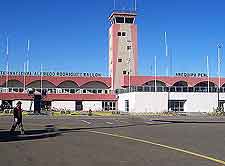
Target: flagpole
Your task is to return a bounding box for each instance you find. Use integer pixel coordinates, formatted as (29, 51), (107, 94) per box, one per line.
(207, 56), (209, 93)
(165, 32), (169, 76)
(154, 56), (157, 92)
(6, 37), (9, 92)
(23, 62), (26, 92)
(217, 44), (222, 88)
(128, 49), (131, 92)
(40, 64), (43, 93)
(26, 40), (30, 73)
(217, 44), (222, 108)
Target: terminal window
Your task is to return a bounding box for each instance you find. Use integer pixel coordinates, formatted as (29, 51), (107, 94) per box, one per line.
(169, 100), (185, 112)
(102, 101), (116, 111)
(122, 32), (126, 36)
(117, 32), (121, 36)
(125, 100), (129, 112)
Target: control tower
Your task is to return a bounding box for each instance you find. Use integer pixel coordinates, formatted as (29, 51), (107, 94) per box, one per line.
(108, 11), (138, 90)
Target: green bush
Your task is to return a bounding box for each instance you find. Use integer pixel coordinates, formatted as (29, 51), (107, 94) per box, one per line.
(210, 107), (225, 116)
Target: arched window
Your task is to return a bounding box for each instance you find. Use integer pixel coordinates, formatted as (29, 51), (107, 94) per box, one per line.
(194, 81), (217, 87)
(81, 81), (109, 89)
(143, 80), (167, 87)
(57, 81), (79, 88)
(27, 80), (56, 88)
(173, 81), (188, 87)
(2, 80), (24, 87)
(194, 81), (217, 92)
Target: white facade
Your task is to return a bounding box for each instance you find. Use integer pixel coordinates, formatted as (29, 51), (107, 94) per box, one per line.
(83, 101), (102, 111)
(118, 92), (168, 113)
(118, 92), (220, 113)
(13, 100), (34, 111)
(52, 101), (76, 111)
(169, 92), (218, 113)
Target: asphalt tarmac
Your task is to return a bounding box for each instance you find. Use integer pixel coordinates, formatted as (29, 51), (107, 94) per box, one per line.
(0, 115), (225, 166)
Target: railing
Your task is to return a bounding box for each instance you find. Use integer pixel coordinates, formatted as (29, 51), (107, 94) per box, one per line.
(115, 86), (225, 94)
(2, 86), (225, 94)
(0, 87), (113, 94)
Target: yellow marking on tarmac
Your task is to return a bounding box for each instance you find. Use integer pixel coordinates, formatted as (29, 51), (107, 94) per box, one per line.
(88, 130), (225, 165)
(144, 122), (153, 125)
(105, 122), (114, 125)
(119, 121), (129, 123)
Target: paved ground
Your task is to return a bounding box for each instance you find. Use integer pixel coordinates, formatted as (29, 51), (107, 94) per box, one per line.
(0, 115), (225, 166)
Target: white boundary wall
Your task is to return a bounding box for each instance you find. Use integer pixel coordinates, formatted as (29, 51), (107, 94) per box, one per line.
(52, 101), (76, 111)
(118, 92), (168, 113)
(118, 92), (219, 113)
(169, 92), (218, 112)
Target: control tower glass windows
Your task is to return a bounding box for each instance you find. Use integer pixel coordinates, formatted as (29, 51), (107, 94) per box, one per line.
(125, 18), (134, 24)
(116, 17), (124, 23)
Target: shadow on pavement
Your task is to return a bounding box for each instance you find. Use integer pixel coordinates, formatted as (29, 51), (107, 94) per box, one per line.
(0, 124), (61, 142)
(58, 122), (173, 134)
(0, 122), (173, 142)
(153, 120), (225, 124)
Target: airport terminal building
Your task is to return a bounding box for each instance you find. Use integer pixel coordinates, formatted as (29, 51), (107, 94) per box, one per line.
(0, 11), (224, 113)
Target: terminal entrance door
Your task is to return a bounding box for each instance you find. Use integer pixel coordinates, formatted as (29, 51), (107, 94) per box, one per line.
(168, 100), (186, 112)
(76, 101), (83, 111)
(34, 95), (42, 114)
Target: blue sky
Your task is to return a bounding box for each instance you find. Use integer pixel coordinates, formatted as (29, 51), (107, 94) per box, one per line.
(0, 0), (225, 77)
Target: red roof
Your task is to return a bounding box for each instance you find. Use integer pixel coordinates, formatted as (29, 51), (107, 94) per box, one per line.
(0, 75), (111, 88)
(121, 76), (225, 87)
